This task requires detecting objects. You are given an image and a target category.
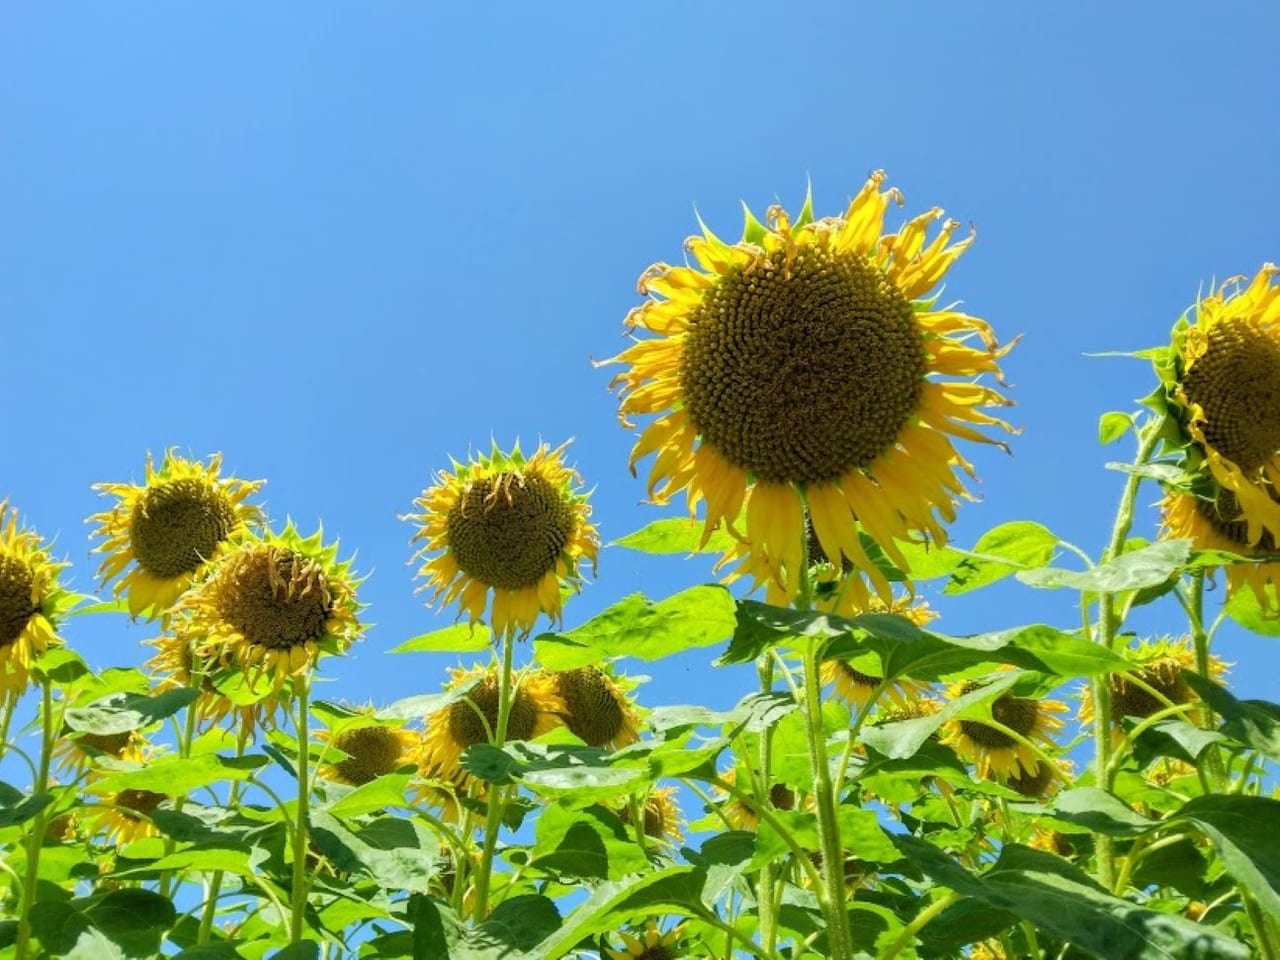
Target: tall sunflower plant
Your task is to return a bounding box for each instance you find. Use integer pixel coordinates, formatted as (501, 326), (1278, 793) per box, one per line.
(0, 186), (1277, 960)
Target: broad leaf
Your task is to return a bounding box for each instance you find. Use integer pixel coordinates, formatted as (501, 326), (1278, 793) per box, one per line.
(944, 521), (1059, 595)
(63, 688), (200, 736)
(389, 623), (492, 654)
(611, 518), (736, 555)
(1017, 540), (1192, 592)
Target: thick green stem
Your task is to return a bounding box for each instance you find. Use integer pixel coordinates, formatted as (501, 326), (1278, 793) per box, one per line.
(288, 675), (312, 944)
(159, 698), (201, 899)
(755, 656), (779, 957)
(1092, 419), (1163, 889)
(15, 680), (55, 960)
(0, 693), (14, 763)
(473, 631), (516, 920)
(803, 639), (852, 960)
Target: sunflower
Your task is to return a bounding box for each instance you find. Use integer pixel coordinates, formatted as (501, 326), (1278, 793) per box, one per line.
(1162, 486), (1280, 610)
(1079, 636), (1226, 729)
(53, 728), (146, 778)
(718, 768), (797, 832)
(1165, 265), (1280, 542)
(416, 664), (563, 791)
(607, 173), (1014, 607)
(317, 713), (417, 787)
(604, 920), (687, 960)
(145, 631), (276, 735)
(0, 499), (68, 698)
(170, 524), (362, 697)
(941, 680), (1066, 780)
(820, 594), (935, 709)
(88, 787), (169, 845)
(617, 786), (684, 847)
(546, 665), (640, 749)
(405, 441), (599, 640)
(1002, 757), (1072, 800)
(90, 450), (264, 620)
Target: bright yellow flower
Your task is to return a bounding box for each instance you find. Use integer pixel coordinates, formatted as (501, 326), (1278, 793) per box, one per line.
(617, 786), (684, 847)
(317, 712), (417, 787)
(1162, 486), (1280, 611)
(1168, 265), (1280, 542)
(169, 524), (362, 700)
(1079, 636), (1226, 729)
(604, 920), (686, 960)
(820, 594), (935, 709)
(406, 442), (599, 640)
(53, 728), (146, 778)
(545, 665), (640, 750)
(416, 664), (563, 792)
(1002, 756), (1073, 800)
(718, 768), (797, 832)
(144, 631), (276, 736)
(87, 787), (168, 845)
(941, 680), (1066, 780)
(0, 499), (67, 698)
(607, 173), (1014, 607)
(90, 450), (264, 619)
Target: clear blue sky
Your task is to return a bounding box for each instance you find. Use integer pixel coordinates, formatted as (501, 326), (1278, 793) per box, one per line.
(2, 3), (1277, 722)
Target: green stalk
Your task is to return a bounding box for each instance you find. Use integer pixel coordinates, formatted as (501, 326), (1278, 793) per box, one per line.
(288, 674), (312, 944)
(881, 890), (962, 959)
(755, 656), (779, 957)
(14, 679), (55, 960)
(1091, 419), (1163, 889)
(159, 697), (201, 899)
(0, 693), (14, 762)
(473, 631), (516, 920)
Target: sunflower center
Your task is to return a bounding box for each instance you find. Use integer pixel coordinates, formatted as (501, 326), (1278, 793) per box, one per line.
(73, 731), (133, 757)
(116, 788), (167, 820)
(958, 685), (1040, 749)
(1110, 658), (1190, 720)
(835, 660), (882, 688)
(1007, 761), (1055, 798)
(446, 675), (538, 748)
(1195, 487), (1279, 552)
(0, 553), (36, 648)
(446, 472), (575, 591)
(681, 244), (927, 485)
(557, 667), (625, 747)
(636, 948), (675, 960)
(1182, 316), (1280, 471)
(332, 725), (406, 785)
(129, 477), (239, 579)
(214, 546), (333, 651)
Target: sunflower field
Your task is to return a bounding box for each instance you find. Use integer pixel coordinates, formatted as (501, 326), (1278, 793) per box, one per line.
(1, 164), (1277, 960)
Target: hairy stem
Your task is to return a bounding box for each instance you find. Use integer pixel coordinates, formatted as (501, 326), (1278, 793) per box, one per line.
(474, 631), (516, 920)
(288, 675), (312, 944)
(755, 656), (780, 957)
(15, 680), (55, 960)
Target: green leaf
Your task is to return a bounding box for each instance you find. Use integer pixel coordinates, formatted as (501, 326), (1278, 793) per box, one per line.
(389, 622), (493, 654)
(892, 539), (966, 580)
(464, 742), (648, 801)
(943, 521), (1059, 595)
(406, 893), (460, 960)
(90, 753), (269, 795)
(309, 811), (438, 891)
(461, 895), (562, 957)
(34, 647), (91, 685)
(268, 944), (320, 960)
(893, 837), (1248, 959)
(1099, 411), (1134, 445)
(1182, 673), (1280, 762)
(719, 600), (859, 665)
(860, 672), (1023, 759)
(173, 946), (244, 959)
(534, 585), (735, 669)
(1131, 718), (1227, 766)
(63, 688), (200, 736)
(324, 771), (413, 818)
(531, 804), (649, 881)
(1172, 795), (1280, 917)
(112, 842), (254, 879)
(1224, 584), (1280, 636)
(1017, 539), (1192, 592)
(0, 791), (53, 827)
(29, 890), (178, 959)
(1049, 788), (1156, 836)
(611, 517), (736, 555)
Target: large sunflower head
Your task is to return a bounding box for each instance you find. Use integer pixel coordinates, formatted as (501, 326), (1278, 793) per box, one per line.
(406, 441), (599, 640)
(546, 665), (641, 750)
(1162, 485), (1280, 611)
(317, 710), (418, 787)
(0, 499), (68, 698)
(416, 664), (563, 791)
(170, 523), (362, 698)
(607, 173), (1014, 605)
(1079, 636), (1226, 728)
(90, 451), (264, 620)
(1163, 265), (1280, 541)
(940, 679), (1066, 781)
(604, 920), (687, 960)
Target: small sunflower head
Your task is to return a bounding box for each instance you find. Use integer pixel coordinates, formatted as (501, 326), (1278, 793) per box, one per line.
(1004, 757), (1072, 800)
(406, 441), (599, 640)
(941, 678), (1066, 780)
(0, 499), (68, 697)
(54, 727), (147, 777)
(318, 713), (417, 787)
(548, 665), (640, 749)
(90, 787), (169, 845)
(171, 523), (362, 700)
(819, 595), (934, 710)
(604, 920), (687, 960)
(1080, 637), (1226, 727)
(607, 172), (1014, 607)
(1162, 485), (1280, 612)
(90, 450), (264, 620)
(416, 664), (563, 791)
(617, 786), (683, 847)
(718, 768), (797, 832)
